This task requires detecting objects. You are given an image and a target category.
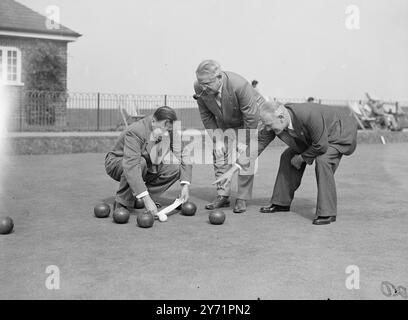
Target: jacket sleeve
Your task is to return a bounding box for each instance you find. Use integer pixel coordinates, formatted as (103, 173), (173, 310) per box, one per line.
(236, 81), (262, 130)
(122, 129), (148, 196)
(197, 98), (218, 131)
(301, 111), (329, 164)
(194, 81), (218, 131)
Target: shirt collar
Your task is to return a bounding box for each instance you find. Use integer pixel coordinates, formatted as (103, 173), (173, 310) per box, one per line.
(287, 115), (294, 130)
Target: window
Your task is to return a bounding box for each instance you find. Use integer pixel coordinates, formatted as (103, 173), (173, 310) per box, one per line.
(0, 47), (23, 85)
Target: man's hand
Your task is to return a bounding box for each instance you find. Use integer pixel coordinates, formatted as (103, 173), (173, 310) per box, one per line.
(237, 142), (247, 155)
(291, 154), (305, 170)
(212, 165), (239, 189)
(180, 184), (190, 203)
(214, 141), (225, 158)
(142, 194), (158, 215)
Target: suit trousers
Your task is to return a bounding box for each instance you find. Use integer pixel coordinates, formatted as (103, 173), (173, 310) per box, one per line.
(271, 146), (342, 217)
(213, 141), (254, 200)
(108, 156), (180, 208)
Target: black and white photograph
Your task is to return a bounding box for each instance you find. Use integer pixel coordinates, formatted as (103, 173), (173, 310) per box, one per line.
(0, 0), (407, 305)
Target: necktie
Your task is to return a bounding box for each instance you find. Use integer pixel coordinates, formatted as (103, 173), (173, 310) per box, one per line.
(215, 92), (222, 108)
(147, 136), (162, 167)
(151, 135), (171, 166)
(287, 128), (299, 139)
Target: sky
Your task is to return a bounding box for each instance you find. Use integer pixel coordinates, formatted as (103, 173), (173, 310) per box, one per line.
(18, 0), (408, 100)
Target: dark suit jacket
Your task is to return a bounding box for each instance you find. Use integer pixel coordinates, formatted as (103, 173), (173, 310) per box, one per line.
(284, 103), (358, 164)
(107, 115), (192, 195)
(238, 103), (358, 167)
(194, 71), (264, 131)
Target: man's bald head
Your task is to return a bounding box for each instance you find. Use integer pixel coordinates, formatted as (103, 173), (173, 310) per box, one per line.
(195, 60), (223, 95)
(260, 101), (285, 118)
(259, 101), (289, 134)
(195, 60), (221, 77)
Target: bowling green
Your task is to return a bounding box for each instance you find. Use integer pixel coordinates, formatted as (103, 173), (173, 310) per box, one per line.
(0, 143), (407, 299)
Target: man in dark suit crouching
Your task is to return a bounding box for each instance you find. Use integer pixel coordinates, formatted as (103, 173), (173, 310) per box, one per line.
(105, 106), (192, 216)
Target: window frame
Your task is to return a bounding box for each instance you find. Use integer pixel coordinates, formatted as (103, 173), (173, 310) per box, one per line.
(0, 46), (24, 86)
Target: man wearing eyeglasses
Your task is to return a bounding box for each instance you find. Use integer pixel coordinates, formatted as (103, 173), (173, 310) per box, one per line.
(213, 101), (358, 225)
(193, 60), (265, 213)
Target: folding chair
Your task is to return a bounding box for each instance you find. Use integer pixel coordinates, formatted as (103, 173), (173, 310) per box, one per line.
(348, 101), (378, 130)
(117, 105), (145, 130)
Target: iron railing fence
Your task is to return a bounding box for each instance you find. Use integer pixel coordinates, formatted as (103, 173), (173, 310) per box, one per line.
(7, 90), (408, 132)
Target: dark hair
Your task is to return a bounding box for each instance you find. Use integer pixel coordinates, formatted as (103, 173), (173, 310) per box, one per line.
(153, 106), (177, 123)
(307, 97), (315, 102)
(251, 80), (258, 87)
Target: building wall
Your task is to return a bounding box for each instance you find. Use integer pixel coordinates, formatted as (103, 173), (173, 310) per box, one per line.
(0, 36), (68, 89)
(0, 36), (68, 131)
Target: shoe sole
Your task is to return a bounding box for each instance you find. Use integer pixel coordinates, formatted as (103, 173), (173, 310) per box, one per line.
(259, 209), (290, 213)
(312, 220), (331, 225)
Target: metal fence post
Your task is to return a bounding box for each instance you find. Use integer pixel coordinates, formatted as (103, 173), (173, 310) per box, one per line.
(395, 101), (399, 114)
(164, 94), (167, 106)
(19, 89), (23, 132)
(97, 92), (100, 131)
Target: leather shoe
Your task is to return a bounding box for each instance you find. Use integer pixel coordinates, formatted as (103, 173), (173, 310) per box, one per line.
(312, 216), (336, 225)
(205, 196), (230, 210)
(233, 199), (246, 213)
(113, 201), (128, 211)
(259, 204), (290, 213)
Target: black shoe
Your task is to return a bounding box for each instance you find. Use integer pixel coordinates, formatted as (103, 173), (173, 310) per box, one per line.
(259, 204), (290, 213)
(233, 199), (246, 213)
(312, 216), (336, 225)
(205, 196), (230, 210)
(113, 201), (127, 211)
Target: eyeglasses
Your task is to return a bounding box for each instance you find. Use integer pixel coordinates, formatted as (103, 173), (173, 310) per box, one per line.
(197, 77), (217, 88)
(197, 73), (222, 88)
(193, 74), (221, 99)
